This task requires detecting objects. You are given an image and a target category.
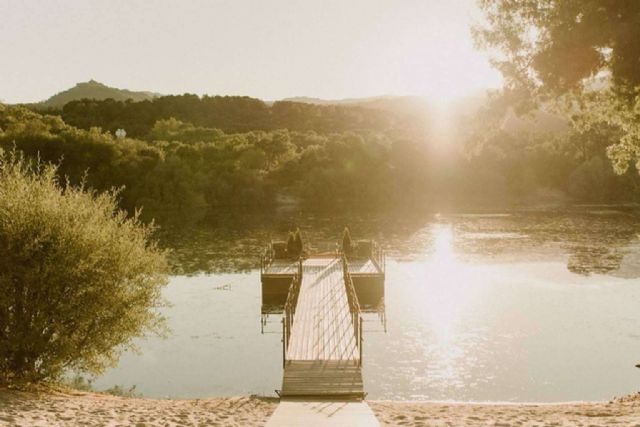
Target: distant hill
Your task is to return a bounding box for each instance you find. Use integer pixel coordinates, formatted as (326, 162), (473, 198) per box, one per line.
(35, 80), (161, 108)
(281, 95), (397, 106)
(280, 94), (487, 116)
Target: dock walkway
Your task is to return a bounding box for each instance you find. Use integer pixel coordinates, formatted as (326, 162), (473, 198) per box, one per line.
(261, 245), (384, 425)
(286, 257), (357, 361)
(281, 256), (363, 398)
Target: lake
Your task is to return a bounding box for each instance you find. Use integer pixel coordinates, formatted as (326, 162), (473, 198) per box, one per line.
(92, 207), (640, 401)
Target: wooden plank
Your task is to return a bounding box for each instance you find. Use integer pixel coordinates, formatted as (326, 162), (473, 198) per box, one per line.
(348, 259), (380, 275)
(281, 361), (364, 398)
(264, 260), (298, 275)
(285, 257), (358, 361)
(276, 255), (369, 399)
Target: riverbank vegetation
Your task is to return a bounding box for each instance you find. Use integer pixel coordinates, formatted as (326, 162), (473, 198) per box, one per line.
(1, 92), (639, 217)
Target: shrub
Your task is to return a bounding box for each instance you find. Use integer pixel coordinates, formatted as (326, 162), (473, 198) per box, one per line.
(0, 150), (169, 384)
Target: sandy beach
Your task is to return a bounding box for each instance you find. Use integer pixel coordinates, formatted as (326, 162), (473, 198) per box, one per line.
(2, 388), (640, 427)
(0, 388), (277, 427)
(369, 395), (640, 426)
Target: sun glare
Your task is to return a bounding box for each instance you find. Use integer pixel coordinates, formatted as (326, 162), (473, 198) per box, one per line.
(417, 224), (489, 378)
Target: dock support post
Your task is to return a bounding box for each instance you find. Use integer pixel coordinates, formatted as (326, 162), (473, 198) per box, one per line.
(282, 317), (286, 368)
(359, 316), (363, 366)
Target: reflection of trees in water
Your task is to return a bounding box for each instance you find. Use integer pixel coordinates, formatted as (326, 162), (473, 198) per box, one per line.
(567, 245), (624, 275)
(148, 209), (285, 274)
(145, 207), (640, 277)
(148, 207), (432, 275)
(451, 210), (640, 277)
(558, 211), (640, 276)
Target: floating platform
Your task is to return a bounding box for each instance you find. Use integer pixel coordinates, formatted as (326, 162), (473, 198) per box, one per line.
(261, 241), (385, 314)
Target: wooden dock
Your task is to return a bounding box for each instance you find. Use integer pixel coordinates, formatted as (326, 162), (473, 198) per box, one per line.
(280, 256), (364, 398)
(261, 241), (385, 425)
(281, 361), (364, 398)
(286, 257), (357, 361)
(260, 240), (385, 396)
(261, 241), (385, 316)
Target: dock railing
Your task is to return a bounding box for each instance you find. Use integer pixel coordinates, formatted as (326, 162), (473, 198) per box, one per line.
(260, 242), (274, 275)
(281, 259), (303, 367)
(370, 240), (385, 274)
(342, 255), (363, 366)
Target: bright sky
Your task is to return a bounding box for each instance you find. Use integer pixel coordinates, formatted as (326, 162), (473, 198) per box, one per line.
(0, 0), (501, 104)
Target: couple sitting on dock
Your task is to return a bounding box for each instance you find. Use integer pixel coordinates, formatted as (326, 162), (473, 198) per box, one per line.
(342, 227), (375, 259)
(271, 229), (304, 260)
(272, 227), (373, 260)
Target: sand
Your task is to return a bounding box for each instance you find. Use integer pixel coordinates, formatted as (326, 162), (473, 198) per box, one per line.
(369, 394), (640, 427)
(1, 388), (640, 426)
(0, 388), (277, 427)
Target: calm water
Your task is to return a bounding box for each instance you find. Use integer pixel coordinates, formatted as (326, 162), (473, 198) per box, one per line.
(92, 207), (640, 401)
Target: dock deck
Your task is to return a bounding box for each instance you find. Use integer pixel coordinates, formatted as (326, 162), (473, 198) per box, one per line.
(279, 256), (364, 399)
(260, 239), (386, 403)
(286, 257), (357, 361)
(281, 361), (363, 398)
(263, 257), (381, 277)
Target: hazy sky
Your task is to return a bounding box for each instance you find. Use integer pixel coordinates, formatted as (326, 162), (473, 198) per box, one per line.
(1, 0), (501, 104)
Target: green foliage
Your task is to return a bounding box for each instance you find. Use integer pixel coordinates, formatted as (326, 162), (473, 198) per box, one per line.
(474, 0), (640, 173)
(2, 99), (639, 214)
(568, 157), (614, 201)
(148, 118), (224, 143)
(51, 95), (402, 138)
(475, 1), (640, 96)
(0, 150), (168, 384)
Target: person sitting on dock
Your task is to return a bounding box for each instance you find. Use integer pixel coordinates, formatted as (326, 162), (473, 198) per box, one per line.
(342, 227), (355, 256)
(286, 232), (297, 259)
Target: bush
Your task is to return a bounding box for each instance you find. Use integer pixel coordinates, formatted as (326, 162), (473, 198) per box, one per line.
(0, 150), (169, 384)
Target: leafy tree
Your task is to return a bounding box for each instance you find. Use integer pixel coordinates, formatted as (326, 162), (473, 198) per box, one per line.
(0, 151), (168, 384)
(474, 0), (640, 174)
(4, 97), (640, 212)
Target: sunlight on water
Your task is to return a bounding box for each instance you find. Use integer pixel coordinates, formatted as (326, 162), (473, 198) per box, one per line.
(421, 224), (484, 387)
(403, 223), (496, 394)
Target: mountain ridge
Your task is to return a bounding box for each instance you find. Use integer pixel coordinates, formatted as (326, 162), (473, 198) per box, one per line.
(35, 80), (161, 108)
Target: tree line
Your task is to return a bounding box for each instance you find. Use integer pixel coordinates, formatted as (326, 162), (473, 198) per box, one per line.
(37, 95), (411, 138)
(2, 98), (639, 218)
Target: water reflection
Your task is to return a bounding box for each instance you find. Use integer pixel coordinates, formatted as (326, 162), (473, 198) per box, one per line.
(150, 207), (640, 278)
(413, 224), (490, 391)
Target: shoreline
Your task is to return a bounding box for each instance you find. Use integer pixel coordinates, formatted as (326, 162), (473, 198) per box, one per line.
(2, 388), (639, 427)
